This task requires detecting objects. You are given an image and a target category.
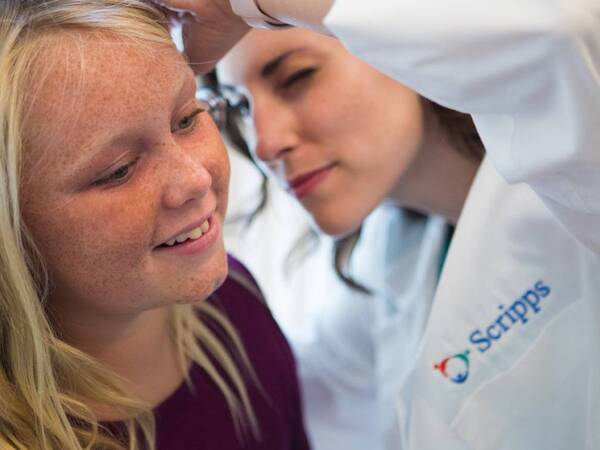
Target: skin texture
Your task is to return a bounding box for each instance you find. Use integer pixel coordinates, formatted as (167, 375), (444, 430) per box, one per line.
(20, 32), (230, 408)
(220, 29), (429, 236)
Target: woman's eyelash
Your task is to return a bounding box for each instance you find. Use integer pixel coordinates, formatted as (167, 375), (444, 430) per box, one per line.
(93, 157), (139, 187)
(281, 67), (317, 89)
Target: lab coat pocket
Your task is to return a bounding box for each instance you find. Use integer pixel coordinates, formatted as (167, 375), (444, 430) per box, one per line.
(453, 297), (595, 450)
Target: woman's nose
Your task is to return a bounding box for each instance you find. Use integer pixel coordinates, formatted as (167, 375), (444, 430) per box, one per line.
(252, 98), (299, 164)
(160, 143), (213, 210)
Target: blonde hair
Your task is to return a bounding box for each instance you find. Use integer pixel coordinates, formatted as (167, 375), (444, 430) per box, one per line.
(0, 1), (258, 449)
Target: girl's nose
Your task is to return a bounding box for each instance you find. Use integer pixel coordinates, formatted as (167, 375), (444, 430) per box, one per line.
(160, 143), (213, 210)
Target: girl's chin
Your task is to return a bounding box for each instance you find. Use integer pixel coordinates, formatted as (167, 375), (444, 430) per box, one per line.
(174, 270), (228, 306)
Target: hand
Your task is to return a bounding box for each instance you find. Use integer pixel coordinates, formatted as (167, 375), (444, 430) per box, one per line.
(154, 0), (250, 73)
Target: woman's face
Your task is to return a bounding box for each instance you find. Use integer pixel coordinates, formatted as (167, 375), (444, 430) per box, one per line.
(21, 32), (230, 319)
(220, 29), (426, 236)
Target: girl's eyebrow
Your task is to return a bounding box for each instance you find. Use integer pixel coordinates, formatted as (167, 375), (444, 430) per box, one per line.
(261, 47), (307, 78)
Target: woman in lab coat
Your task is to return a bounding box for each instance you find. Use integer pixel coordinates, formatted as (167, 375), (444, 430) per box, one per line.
(216, 27), (482, 450)
(159, 0), (600, 448)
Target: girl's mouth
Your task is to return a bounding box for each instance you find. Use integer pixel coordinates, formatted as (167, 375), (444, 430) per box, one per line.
(154, 216), (220, 257)
(157, 219), (210, 248)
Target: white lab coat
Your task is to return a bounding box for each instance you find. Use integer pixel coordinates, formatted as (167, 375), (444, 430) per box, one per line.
(323, 1), (600, 449)
(296, 205), (446, 450)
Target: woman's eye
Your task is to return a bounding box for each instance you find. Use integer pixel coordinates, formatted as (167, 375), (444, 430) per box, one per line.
(93, 158), (139, 187)
(174, 108), (204, 133)
(281, 67), (317, 90)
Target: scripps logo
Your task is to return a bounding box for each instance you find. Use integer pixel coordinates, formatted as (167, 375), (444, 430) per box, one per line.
(434, 350), (471, 384)
(434, 280), (551, 384)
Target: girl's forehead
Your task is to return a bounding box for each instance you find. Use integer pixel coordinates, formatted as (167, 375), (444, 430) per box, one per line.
(23, 33), (191, 173)
(31, 33), (182, 101)
(29, 34), (184, 118)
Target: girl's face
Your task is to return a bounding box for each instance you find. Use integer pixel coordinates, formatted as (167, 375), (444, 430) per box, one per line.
(220, 29), (427, 236)
(21, 33), (230, 320)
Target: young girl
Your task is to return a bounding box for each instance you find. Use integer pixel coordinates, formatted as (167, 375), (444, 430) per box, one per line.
(0, 1), (308, 449)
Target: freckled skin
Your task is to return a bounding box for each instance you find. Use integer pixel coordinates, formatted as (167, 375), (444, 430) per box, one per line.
(21, 32), (230, 320)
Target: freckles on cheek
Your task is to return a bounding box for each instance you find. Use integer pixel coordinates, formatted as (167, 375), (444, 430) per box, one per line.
(83, 205), (150, 258)
(37, 199), (152, 280)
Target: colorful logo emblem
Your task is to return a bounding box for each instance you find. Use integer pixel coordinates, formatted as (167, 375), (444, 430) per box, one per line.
(433, 350), (470, 384)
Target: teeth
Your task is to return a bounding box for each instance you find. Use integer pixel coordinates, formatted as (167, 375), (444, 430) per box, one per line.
(163, 220), (210, 247)
(188, 227), (204, 240)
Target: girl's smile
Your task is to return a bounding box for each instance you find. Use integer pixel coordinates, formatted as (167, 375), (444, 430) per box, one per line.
(154, 214), (220, 257)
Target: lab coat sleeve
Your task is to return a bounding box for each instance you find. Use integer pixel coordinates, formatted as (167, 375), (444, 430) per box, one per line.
(323, 0), (600, 253)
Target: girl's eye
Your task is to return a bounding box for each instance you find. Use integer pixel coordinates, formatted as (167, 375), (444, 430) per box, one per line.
(173, 108), (204, 133)
(93, 158), (139, 187)
(281, 67), (317, 90)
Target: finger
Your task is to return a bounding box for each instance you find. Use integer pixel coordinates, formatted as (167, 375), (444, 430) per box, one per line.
(152, 0), (198, 13)
(181, 21), (220, 73)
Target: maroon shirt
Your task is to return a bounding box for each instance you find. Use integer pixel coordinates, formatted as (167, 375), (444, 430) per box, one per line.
(155, 256), (310, 449)
(104, 256), (310, 449)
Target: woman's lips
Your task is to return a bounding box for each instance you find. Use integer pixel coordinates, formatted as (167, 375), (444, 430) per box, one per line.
(288, 164), (335, 199)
